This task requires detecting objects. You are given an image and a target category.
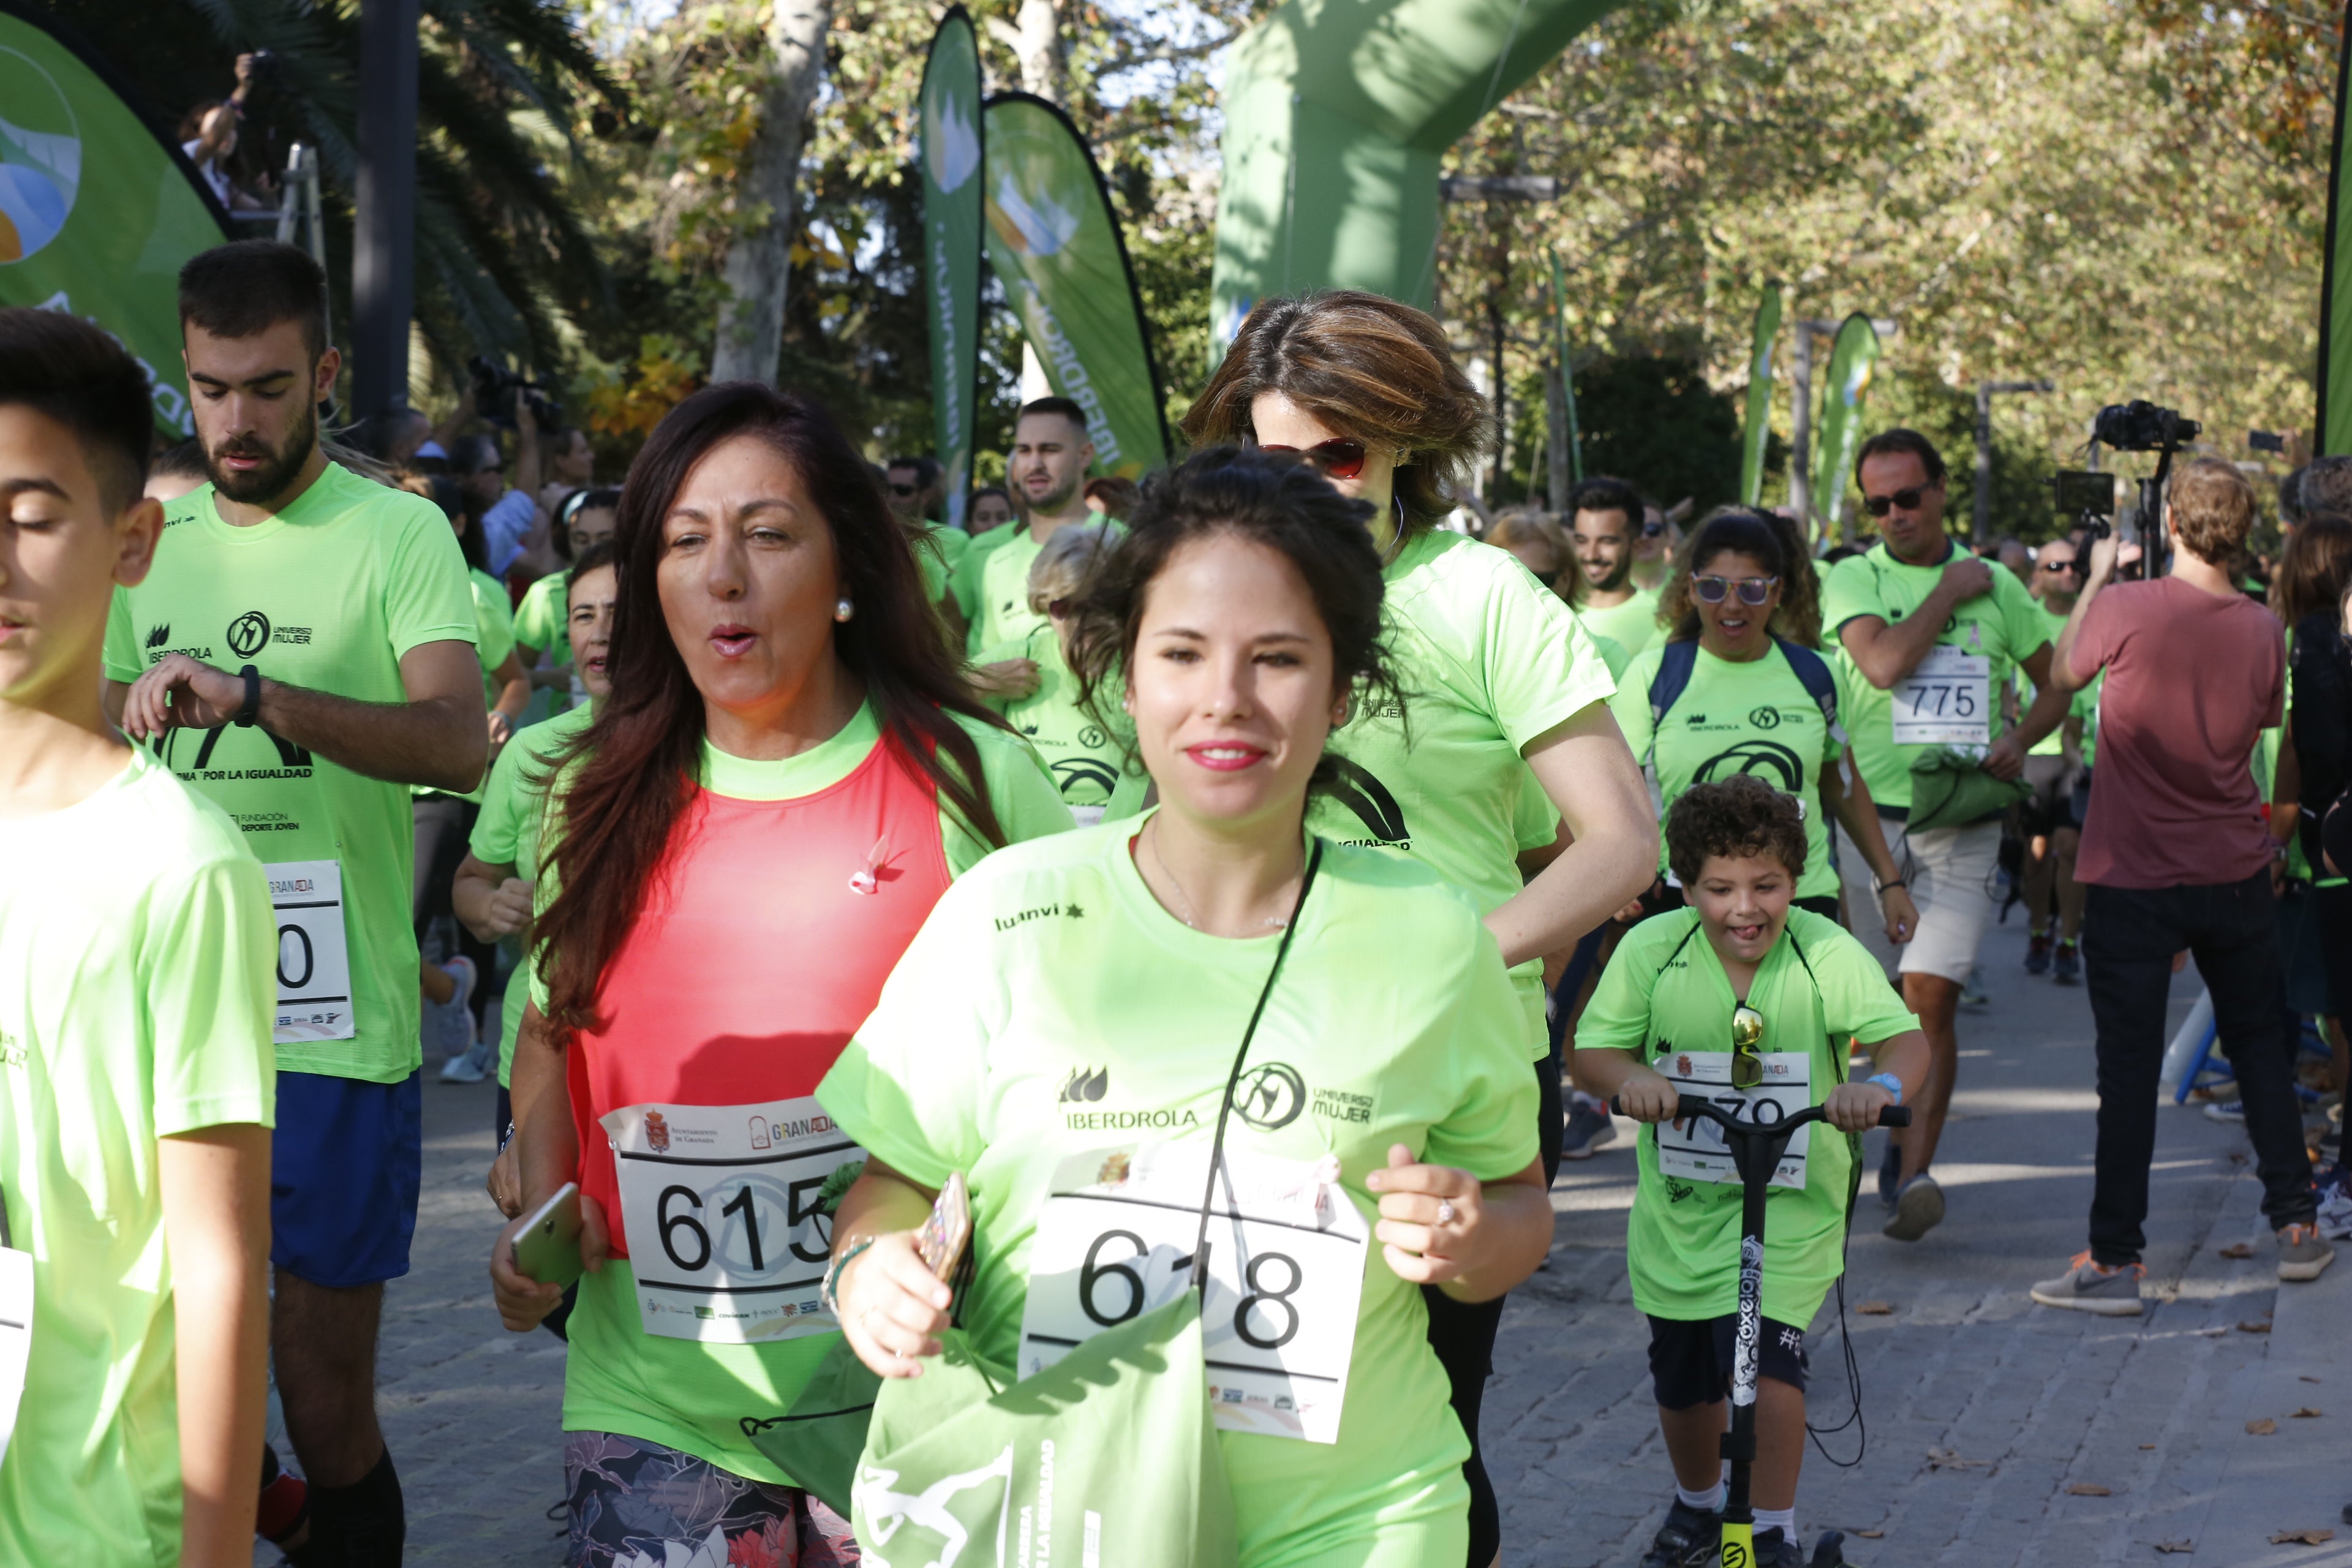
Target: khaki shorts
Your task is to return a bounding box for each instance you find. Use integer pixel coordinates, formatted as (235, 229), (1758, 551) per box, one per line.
(1837, 814), (2003, 984)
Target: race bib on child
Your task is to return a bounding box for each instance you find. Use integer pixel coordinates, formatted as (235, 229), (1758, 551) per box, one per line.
(603, 1098), (867, 1344)
(1890, 644), (1991, 746)
(1019, 1143), (1367, 1443)
(265, 860), (356, 1044)
(0, 1246), (29, 1468)
(1653, 1050), (1815, 1190)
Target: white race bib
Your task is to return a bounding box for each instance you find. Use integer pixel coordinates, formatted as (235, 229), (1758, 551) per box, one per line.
(1652, 1050), (1815, 1190)
(1019, 1143), (1366, 1443)
(602, 1098), (867, 1344)
(1890, 644), (1991, 746)
(0, 1247), (29, 1469)
(265, 860), (356, 1044)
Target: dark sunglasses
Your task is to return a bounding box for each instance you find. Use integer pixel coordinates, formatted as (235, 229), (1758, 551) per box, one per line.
(1861, 486), (1934, 517)
(2038, 558), (2081, 575)
(1693, 575), (1779, 606)
(1257, 437), (1370, 481)
(888, 482), (918, 496)
(1732, 1003), (1766, 1090)
(1642, 519), (1665, 538)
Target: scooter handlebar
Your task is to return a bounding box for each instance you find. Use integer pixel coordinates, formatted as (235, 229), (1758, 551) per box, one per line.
(1605, 1095), (1911, 1130)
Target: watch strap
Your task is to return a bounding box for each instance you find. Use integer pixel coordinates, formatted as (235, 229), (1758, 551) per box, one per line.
(234, 664), (262, 727)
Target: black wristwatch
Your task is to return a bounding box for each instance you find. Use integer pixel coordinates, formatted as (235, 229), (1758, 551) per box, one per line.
(233, 664), (262, 727)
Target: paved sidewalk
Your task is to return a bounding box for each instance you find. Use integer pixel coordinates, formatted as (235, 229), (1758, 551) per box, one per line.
(264, 914), (2346, 1566)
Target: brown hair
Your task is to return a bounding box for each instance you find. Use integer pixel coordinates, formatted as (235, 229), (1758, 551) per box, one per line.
(1667, 775), (1808, 886)
(1083, 476), (1138, 521)
(2272, 512), (2352, 626)
(1183, 291), (1488, 538)
(2167, 457), (2256, 566)
(531, 383), (1009, 1042)
(1485, 507), (1582, 602)
(1657, 507), (1823, 649)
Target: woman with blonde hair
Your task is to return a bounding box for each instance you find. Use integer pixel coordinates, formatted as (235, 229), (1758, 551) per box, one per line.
(1187, 289), (1657, 1568)
(1486, 507), (1632, 682)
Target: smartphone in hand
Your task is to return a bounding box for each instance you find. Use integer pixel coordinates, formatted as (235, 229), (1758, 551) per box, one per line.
(512, 1181), (584, 1287)
(916, 1171), (971, 1282)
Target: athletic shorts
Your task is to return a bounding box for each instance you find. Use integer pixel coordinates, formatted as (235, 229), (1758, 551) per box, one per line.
(271, 1070), (423, 1289)
(2019, 755), (2079, 836)
(1646, 1312), (1810, 1410)
(563, 1431), (858, 1567)
(1838, 815), (2002, 983)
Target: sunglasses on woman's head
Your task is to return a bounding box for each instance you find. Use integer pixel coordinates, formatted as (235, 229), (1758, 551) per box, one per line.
(1692, 575), (1779, 606)
(1256, 437), (1370, 481)
(1861, 486), (1933, 517)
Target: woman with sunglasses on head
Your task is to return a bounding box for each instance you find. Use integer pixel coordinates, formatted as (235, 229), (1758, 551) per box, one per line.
(820, 448), (1555, 1567)
(1611, 508), (1917, 943)
(485, 385), (1072, 1564)
(1187, 291), (1657, 1568)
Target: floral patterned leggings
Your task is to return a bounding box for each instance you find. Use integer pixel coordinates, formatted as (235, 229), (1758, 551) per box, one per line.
(563, 1431), (861, 1568)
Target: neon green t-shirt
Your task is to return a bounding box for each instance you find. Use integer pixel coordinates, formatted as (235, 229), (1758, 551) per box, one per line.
(1580, 907), (1917, 1324)
(951, 519), (1019, 622)
(470, 565), (516, 703)
(911, 522), (967, 609)
(467, 702), (596, 1086)
(103, 463), (479, 1083)
(967, 519), (1122, 657)
(1820, 540), (2051, 811)
(1577, 586), (1663, 658)
(1585, 627), (1633, 685)
(1307, 527), (1619, 1057)
(0, 749), (277, 1564)
(818, 820), (1537, 1561)
(974, 625), (1131, 816)
(1610, 641), (1847, 902)
(543, 704), (1075, 1483)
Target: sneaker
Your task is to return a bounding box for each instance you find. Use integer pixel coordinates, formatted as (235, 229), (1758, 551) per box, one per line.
(2319, 1172), (2352, 1241)
(1638, 1498), (1722, 1568)
(1877, 1137), (1903, 1211)
(1752, 1527), (1806, 1568)
(2204, 1099), (2247, 1124)
(2030, 1251), (2146, 1314)
(439, 1033), (494, 1084)
(2026, 931), (2052, 975)
(1959, 965), (1990, 1009)
(2278, 1221), (2337, 1282)
(426, 955), (478, 1061)
(2052, 940), (2081, 985)
(1560, 1096), (1617, 1160)
(1883, 1172), (1945, 1241)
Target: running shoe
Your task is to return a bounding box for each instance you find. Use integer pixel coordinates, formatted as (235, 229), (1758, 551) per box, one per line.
(1959, 965), (1990, 1009)
(426, 956), (478, 1063)
(1883, 1172), (1944, 1241)
(2029, 1251), (2145, 1315)
(1638, 1498), (1722, 1568)
(2052, 940), (2081, 986)
(2025, 931), (2052, 975)
(2204, 1099), (2246, 1125)
(439, 1032), (494, 1084)
(2320, 1166), (2352, 1242)
(2278, 1221), (2337, 1282)
(1560, 1095), (1617, 1160)
(1752, 1527), (1806, 1568)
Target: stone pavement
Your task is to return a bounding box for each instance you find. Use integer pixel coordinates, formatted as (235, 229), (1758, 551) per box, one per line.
(263, 913), (2348, 1566)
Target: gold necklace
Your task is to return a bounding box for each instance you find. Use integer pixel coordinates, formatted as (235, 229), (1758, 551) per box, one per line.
(1145, 817), (1296, 933)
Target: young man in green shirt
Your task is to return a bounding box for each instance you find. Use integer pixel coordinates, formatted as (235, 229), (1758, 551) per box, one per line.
(2019, 532), (2094, 981)
(0, 308), (276, 1566)
(100, 241), (488, 1566)
(1578, 777), (1926, 1568)
(1569, 475), (1664, 657)
(1822, 429), (2067, 1242)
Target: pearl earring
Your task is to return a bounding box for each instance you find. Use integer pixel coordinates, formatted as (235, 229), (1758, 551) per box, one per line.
(834, 597), (854, 622)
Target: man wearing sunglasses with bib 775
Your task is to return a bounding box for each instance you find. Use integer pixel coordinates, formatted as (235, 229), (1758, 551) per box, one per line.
(1820, 429), (2068, 1243)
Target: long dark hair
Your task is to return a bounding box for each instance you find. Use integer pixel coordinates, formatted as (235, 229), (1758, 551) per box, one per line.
(1659, 507), (1822, 648)
(2272, 512), (2352, 626)
(533, 383), (1010, 1041)
(1067, 447), (1401, 797)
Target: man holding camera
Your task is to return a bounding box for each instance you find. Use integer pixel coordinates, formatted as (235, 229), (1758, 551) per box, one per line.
(1825, 429), (2070, 1243)
(2031, 458), (2328, 1313)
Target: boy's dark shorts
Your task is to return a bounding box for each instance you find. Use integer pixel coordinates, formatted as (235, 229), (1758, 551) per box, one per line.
(1646, 1311), (1809, 1409)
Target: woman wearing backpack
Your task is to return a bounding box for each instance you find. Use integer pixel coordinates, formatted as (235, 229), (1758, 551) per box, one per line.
(1610, 508), (1918, 941)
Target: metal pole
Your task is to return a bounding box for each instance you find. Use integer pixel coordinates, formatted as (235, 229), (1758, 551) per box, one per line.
(1790, 325), (1814, 536)
(353, 0), (421, 418)
(1973, 382), (1993, 548)
(1545, 360), (1570, 512)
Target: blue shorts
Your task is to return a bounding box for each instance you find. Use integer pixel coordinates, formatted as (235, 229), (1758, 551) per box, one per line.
(271, 1070), (423, 1289)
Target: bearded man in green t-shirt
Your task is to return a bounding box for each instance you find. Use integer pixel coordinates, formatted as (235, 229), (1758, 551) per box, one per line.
(1822, 429), (2069, 1246)
(1569, 475), (1664, 657)
(102, 241), (488, 1566)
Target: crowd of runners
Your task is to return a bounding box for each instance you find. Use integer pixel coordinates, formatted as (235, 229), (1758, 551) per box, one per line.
(1, 239), (2345, 1568)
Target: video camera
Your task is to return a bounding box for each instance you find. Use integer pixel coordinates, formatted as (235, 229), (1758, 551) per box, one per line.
(2092, 401), (2200, 454)
(467, 356), (560, 430)
(2048, 399), (2201, 574)
(2049, 470), (2116, 541)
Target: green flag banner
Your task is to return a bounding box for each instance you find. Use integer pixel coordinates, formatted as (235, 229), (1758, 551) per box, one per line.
(1740, 284), (1782, 507)
(1548, 249), (1583, 486)
(982, 93), (1167, 479)
(920, 7), (983, 529)
(2319, 1), (2352, 455)
(0, 2), (228, 438)
(1811, 312), (1882, 535)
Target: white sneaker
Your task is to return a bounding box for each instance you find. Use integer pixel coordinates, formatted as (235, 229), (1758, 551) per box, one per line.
(426, 956), (477, 1062)
(439, 1036), (494, 1084)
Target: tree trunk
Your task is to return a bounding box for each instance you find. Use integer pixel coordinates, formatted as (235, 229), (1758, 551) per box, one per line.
(709, 0), (831, 386)
(989, 0), (1065, 102)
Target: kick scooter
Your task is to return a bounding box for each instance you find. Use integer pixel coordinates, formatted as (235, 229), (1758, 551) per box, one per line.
(1615, 1092), (1911, 1568)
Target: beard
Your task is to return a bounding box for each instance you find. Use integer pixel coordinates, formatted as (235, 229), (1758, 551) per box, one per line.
(1023, 469), (1080, 516)
(206, 400), (317, 505)
(1588, 553), (1632, 594)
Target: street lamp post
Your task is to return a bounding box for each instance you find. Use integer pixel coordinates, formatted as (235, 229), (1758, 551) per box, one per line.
(1441, 175), (1558, 507)
(1973, 379), (2056, 546)
(352, 0), (421, 420)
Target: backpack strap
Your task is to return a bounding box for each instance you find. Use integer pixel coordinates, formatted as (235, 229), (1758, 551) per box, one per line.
(1774, 637), (1847, 748)
(1643, 640), (1702, 771)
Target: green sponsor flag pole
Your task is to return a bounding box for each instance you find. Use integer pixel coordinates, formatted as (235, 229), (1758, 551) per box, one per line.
(0, 1), (230, 439)
(1810, 312), (1882, 543)
(919, 7), (983, 529)
(1548, 249), (1583, 487)
(2318, 0), (2352, 455)
(1740, 284), (1782, 507)
(982, 93), (1168, 479)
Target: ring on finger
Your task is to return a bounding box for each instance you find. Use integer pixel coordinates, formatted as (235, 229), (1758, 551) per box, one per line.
(1435, 1199), (1457, 1226)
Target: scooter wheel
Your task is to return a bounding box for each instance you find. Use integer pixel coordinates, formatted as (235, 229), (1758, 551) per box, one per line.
(1809, 1531), (1849, 1567)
